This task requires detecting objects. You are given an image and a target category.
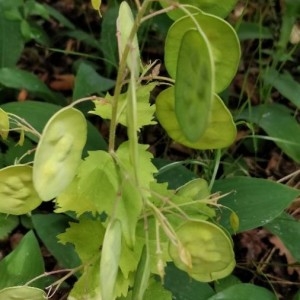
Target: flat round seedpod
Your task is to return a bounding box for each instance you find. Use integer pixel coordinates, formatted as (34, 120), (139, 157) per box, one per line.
(169, 220), (235, 282)
(33, 107), (87, 201)
(0, 286), (46, 300)
(0, 165), (41, 215)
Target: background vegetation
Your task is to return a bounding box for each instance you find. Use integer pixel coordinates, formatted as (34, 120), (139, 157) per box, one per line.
(0, 0), (299, 299)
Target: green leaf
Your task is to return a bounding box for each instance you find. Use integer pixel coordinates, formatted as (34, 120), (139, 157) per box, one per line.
(164, 263), (215, 300)
(0, 68), (65, 104)
(143, 280), (172, 300)
(100, 219), (122, 300)
(0, 108), (9, 139)
(165, 12), (240, 93)
(56, 151), (118, 216)
(68, 256), (102, 300)
(91, 82), (156, 130)
(0, 214), (18, 239)
(117, 141), (157, 192)
(0, 4), (23, 68)
(236, 22), (273, 41)
(265, 212), (300, 262)
(33, 107), (87, 201)
(207, 283), (277, 300)
(237, 103), (300, 163)
(156, 87), (236, 149)
(0, 231), (44, 289)
(73, 62), (115, 100)
(0, 165), (42, 215)
(117, 1), (140, 78)
(55, 175), (99, 216)
(58, 218), (105, 262)
(175, 29), (213, 142)
(115, 178), (142, 248)
(262, 70), (300, 109)
(43, 4), (75, 29)
(214, 275), (242, 293)
(0, 286), (46, 300)
(213, 177), (299, 233)
(32, 213), (81, 269)
(169, 220), (235, 282)
(176, 178), (210, 200)
(160, 0), (238, 20)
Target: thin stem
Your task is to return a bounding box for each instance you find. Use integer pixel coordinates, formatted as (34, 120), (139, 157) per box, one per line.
(209, 149), (221, 191)
(108, 0), (152, 152)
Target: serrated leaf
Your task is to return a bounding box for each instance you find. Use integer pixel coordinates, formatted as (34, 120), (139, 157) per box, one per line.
(55, 176), (99, 216)
(0, 214), (18, 239)
(78, 151), (118, 213)
(117, 141), (157, 192)
(156, 87), (236, 149)
(58, 218), (105, 262)
(91, 83), (156, 130)
(0, 231), (44, 289)
(32, 214), (81, 269)
(175, 29), (213, 142)
(0, 165), (42, 215)
(144, 280), (172, 300)
(100, 219), (122, 300)
(33, 107), (87, 201)
(68, 256), (101, 300)
(0, 286), (46, 300)
(0, 108), (9, 139)
(117, 1), (140, 77)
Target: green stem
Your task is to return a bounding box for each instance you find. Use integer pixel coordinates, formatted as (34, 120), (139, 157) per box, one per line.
(108, 0), (152, 153)
(209, 149), (221, 191)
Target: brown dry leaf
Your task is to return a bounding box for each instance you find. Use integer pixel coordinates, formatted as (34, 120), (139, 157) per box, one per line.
(17, 89), (28, 102)
(269, 235), (299, 276)
(49, 74), (75, 91)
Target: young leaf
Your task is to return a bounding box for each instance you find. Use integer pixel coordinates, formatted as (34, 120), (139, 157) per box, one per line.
(100, 219), (122, 300)
(58, 218), (105, 262)
(117, 1), (140, 78)
(156, 87), (236, 149)
(169, 221), (235, 282)
(0, 165), (42, 215)
(33, 107), (87, 201)
(0, 108), (9, 139)
(165, 12), (240, 93)
(91, 82), (157, 130)
(229, 211), (239, 234)
(78, 151), (118, 212)
(0, 286), (46, 300)
(175, 29), (214, 142)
